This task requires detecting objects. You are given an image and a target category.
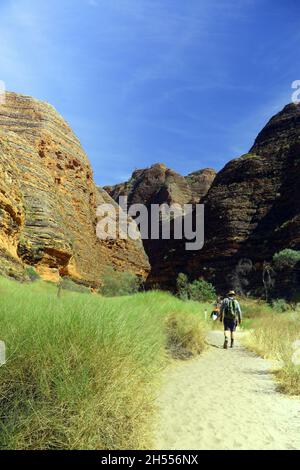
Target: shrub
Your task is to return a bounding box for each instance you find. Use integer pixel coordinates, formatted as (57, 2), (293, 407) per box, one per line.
(59, 277), (91, 294)
(271, 298), (290, 313)
(176, 273), (189, 300)
(176, 274), (216, 302)
(188, 279), (216, 302)
(100, 267), (142, 297)
(273, 249), (300, 271)
(25, 267), (40, 282)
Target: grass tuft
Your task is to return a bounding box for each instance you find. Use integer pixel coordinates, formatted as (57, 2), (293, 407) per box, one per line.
(0, 277), (207, 449)
(243, 308), (300, 396)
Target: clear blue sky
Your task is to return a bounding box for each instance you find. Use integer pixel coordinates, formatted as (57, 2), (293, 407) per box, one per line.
(0, 0), (299, 185)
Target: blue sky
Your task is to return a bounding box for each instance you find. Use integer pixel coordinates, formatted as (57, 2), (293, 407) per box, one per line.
(0, 0), (299, 185)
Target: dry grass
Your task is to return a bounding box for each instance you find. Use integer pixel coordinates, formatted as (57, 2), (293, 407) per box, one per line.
(243, 310), (300, 395)
(166, 311), (207, 359)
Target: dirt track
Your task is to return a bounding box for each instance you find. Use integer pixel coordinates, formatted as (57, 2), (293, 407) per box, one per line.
(154, 331), (300, 450)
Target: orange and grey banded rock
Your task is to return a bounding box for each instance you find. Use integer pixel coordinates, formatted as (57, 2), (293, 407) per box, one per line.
(0, 92), (149, 285)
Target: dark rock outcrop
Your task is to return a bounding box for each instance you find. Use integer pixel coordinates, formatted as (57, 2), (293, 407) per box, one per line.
(185, 168), (217, 203)
(148, 103), (300, 294)
(0, 92), (149, 284)
(105, 163), (216, 286)
(104, 163), (212, 207)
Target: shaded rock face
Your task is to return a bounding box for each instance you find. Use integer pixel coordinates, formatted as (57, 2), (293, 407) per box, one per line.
(105, 164), (216, 207)
(0, 139), (25, 278)
(148, 103), (300, 294)
(185, 168), (217, 203)
(104, 163), (216, 283)
(0, 92), (149, 284)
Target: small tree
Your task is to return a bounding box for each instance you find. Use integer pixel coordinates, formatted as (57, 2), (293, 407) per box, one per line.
(273, 249), (300, 271)
(176, 273), (189, 300)
(176, 273), (216, 302)
(262, 262), (275, 302)
(272, 249), (300, 302)
(188, 279), (216, 302)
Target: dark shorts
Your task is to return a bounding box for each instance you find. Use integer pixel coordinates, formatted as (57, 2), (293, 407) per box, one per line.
(224, 318), (237, 332)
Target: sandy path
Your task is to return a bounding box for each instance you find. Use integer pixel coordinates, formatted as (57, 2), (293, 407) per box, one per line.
(154, 331), (300, 450)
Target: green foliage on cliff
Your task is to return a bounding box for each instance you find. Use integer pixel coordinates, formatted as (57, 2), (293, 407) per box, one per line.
(273, 249), (300, 270)
(25, 266), (40, 282)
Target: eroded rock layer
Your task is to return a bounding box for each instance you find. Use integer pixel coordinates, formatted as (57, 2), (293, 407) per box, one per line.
(104, 163), (216, 283)
(104, 163), (216, 206)
(148, 103), (300, 294)
(0, 92), (149, 284)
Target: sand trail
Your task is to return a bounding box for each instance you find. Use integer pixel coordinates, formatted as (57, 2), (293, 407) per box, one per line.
(154, 331), (300, 450)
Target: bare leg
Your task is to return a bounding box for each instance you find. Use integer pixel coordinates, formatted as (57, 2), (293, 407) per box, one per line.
(224, 330), (229, 349)
(231, 331), (235, 348)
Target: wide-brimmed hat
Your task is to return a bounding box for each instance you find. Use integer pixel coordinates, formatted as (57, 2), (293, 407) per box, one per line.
(227, 290), (236, 296)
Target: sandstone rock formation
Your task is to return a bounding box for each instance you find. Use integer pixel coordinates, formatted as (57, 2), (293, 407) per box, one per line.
(104, 163), (216, 285)
(104, 163), (216, 207)
(148, 103), (300, 294)
(185, 168), (217, 203)
(0, 92), (149, 285)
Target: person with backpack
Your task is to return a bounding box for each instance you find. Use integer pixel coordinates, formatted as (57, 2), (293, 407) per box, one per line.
(220, 290), (242, 349)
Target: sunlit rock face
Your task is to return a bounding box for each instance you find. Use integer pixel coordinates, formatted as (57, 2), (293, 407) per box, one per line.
(0, 92), (149, 285)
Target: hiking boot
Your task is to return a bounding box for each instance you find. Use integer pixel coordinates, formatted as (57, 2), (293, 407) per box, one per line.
(223, 339), (228, 349)
(231, 339), (234, 348)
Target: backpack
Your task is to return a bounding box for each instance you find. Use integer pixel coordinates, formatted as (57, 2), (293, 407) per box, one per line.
(224, 298), (238, 320)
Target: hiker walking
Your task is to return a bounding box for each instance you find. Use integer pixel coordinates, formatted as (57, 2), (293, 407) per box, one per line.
(220, 290), (242, 349)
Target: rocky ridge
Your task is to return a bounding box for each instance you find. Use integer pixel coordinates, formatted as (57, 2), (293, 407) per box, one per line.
(148, 103), (300, 293)
(106, 104), (300, 295)
(0, 92), (149, 285)
(104, 163), (216, 276)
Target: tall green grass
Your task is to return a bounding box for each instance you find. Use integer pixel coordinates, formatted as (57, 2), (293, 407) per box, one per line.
(0, 277), (207, 449)
(239, 298), (274, 329)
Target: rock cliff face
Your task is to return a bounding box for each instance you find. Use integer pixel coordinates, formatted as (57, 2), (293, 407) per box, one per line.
(4, 92), (298, 295)
(148, 103), (300, 294)
(185, 168), (217, 203)
(0, 92), (149, 284)
(104, 163), (216, 283)
(104, 164), (216, 207)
